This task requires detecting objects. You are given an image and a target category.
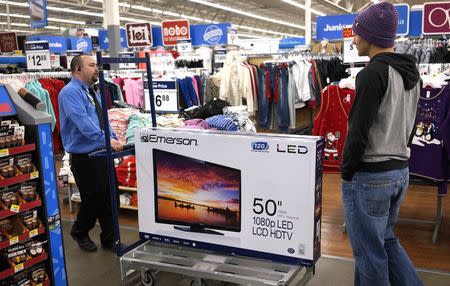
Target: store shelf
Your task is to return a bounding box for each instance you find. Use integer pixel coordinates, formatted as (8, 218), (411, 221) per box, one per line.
(119, 186), (137, 192)
(0, 171), (39, 188)
(0, 252), (48, 280)
(0, 144), (36, 158)
(120, 205), (138, 211)
(0, 199), (42, 220)
(0, 226), (45, 250)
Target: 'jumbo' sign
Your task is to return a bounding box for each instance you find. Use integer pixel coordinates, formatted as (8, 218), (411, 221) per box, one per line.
(423, 2), (450, 35)
(161, 19), (190, 46)
(126, 22), (152, 47)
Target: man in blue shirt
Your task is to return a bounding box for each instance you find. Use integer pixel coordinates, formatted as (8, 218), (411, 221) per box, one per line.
(59, 55), (123, 252)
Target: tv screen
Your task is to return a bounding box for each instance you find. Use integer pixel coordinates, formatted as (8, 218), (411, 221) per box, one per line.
(153, 149), (241, 233)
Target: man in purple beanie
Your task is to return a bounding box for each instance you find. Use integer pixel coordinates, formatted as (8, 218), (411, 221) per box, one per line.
(341, 2), (423, 286)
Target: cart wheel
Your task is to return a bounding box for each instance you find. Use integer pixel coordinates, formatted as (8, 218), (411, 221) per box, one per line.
(190, 278), (208, 286)
(141, 270), (155, 286)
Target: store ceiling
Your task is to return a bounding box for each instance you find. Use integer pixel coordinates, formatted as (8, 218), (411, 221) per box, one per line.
(0, 0), (426, 38)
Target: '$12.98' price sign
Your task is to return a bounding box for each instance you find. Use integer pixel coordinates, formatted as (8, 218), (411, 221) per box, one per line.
(25, 41), (52, 71)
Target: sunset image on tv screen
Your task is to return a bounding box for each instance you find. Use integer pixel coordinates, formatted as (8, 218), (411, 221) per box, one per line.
(154, 149), (241, 230)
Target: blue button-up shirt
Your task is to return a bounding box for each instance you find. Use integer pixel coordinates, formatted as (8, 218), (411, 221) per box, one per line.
(59, 77), (115, 154)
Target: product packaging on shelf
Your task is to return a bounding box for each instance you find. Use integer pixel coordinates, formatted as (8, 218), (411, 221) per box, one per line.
(135, 128), (324, 266)
(0, 120), (25, 149)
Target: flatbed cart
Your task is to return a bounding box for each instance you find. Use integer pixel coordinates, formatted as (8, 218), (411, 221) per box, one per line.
(94, 52), (315, 286)
(120, 241), (314, 286)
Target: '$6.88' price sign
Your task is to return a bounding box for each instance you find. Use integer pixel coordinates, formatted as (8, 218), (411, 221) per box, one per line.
(144, 80), (179, 113)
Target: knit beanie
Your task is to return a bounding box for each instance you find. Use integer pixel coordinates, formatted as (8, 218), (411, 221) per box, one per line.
(352, 1), (398, 48)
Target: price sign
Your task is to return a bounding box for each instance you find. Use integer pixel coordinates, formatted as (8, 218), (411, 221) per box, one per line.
(50, 54), (60, 68)
(118, 52), (136, 69)
(66, 50), (83, 70)
(29, 228), (39, 238)
(177, 38), (192, 53)
(30, 171), (39, 179)
(9, 236), (19, 245)
(10, 204), (20, 213)
(14, 263), (24, 273)
(25, 41), (51, 71)
(342, 27), (370, 64)
(144, 80), (178, 113)
(214, 49), (227, 64)
(0, 148), (9, 157)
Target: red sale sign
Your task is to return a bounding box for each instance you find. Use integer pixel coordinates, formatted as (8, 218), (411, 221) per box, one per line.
(422, 2), (450, 35)
(161, 19), (190, 46)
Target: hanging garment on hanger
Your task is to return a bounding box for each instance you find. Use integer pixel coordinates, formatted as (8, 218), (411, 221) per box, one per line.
(409, 84), (450, 195)
(315, 85), (356, 171)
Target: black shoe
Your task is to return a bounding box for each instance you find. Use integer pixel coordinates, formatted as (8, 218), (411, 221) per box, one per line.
(71, 234), (97, 252)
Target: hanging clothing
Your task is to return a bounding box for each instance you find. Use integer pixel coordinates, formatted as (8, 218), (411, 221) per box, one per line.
(25, 80), (57, 131)
(123, 78), (145, 108)
(409, 85), (450, 195)
(313, 85), (356, 171)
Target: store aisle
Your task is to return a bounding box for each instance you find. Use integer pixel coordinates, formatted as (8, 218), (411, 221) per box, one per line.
(62, 221), (450, 286)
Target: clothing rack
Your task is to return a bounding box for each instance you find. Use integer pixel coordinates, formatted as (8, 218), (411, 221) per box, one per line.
(0, 71), (71, 80)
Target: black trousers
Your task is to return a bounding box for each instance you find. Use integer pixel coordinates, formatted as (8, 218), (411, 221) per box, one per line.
(70, 154), (115, 243)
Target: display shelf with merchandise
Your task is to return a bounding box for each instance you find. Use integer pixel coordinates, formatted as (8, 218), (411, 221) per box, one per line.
(0, 144), (36, 158)
(0, 84), (67, 285)
(0, 199), (42, 220)
(0, 226), (46, 250)
(0, 171), (39, 188)
(0, 252), (48, 280)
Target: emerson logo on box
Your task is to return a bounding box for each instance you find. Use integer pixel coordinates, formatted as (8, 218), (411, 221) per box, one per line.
(140, 133), (198, 146)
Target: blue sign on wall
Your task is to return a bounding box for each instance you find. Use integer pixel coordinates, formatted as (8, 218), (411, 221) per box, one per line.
(395, 4), (410, 36)
(98, 29), (128, 50)
(68, 37), (93, 54)
(191, 23), (231, 46)
(316, 14), (357, 40)
(279, 37), (306, 49)
(29, 0), (48, 28)
(409, 10), (422, 37)
(29, 35), (67, 53)
(316, 5), (411, 40)
(152, 26), (163, 47)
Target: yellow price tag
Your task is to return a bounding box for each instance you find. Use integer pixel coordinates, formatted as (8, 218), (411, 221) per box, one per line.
(14, 263), (24, 273)
(36, 284), (42, 286)
(0, 149), (9, 157)
(10, 204), (20, 213)
(9, 236), (19, 245)
(29, 228), (39, 238)
(30, 171), (39, 179)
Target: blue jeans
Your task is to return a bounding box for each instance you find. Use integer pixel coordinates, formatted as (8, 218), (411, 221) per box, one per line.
(342, 168), (423, 286)
(258, 65), (271, 128)
(277, 65), (290, 131)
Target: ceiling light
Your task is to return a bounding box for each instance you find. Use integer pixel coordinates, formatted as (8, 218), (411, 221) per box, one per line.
(47, 18), (86, 25)
(321, 0), (351, 13)
(281, 0), (325, 16)
(188, 0), (305, 30)
(7, 29), (31, 34)
(46, 6), (103, 17)
(0, 22), (61, 30)
(0, 12), (29, 19)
